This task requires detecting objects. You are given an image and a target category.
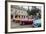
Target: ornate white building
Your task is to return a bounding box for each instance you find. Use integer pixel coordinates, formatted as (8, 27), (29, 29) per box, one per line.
(11, 5), (28, 23)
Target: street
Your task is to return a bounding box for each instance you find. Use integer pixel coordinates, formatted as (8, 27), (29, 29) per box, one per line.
(11, 22), (33, 28)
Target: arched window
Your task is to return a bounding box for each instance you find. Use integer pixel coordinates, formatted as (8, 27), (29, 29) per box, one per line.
(19, 16), (20, 18)
(24, 16), (25, 18)
(15, 15), (17, 18)
(11, 15), (13, 19)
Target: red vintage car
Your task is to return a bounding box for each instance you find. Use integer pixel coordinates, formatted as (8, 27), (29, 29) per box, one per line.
(20, 18), (33, 25)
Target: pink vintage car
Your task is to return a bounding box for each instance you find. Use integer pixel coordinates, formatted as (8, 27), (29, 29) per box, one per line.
(20, 18), (33, 25)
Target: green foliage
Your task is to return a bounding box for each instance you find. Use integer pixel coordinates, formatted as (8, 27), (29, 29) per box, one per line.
(27, 7), (40, 16)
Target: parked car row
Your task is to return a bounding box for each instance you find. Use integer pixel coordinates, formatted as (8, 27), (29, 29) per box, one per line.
(14, 18), (41, 27)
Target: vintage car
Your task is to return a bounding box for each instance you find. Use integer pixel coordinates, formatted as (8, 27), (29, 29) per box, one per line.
(20, 18), (33, 25)
(33, 19), (41, 27)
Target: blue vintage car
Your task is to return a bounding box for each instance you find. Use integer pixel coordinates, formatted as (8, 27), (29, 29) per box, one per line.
(33, 19), (41, 27)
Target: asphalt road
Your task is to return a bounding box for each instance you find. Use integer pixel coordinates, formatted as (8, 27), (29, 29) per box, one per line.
(11, 22), (33, 29)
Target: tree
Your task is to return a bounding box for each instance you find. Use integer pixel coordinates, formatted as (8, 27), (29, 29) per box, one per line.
(27, 6), (31, 16)
(27, 6), (40, 16)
